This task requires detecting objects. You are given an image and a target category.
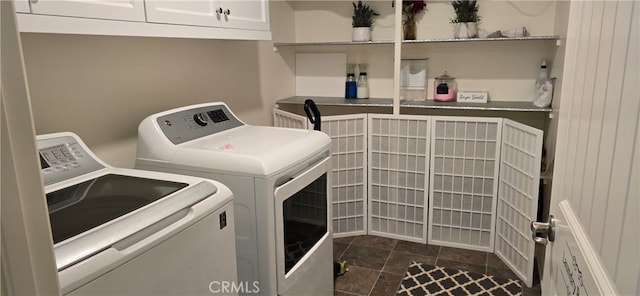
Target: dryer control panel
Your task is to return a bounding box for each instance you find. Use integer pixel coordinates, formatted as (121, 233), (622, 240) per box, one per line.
(37, 134), (105, 186)
(155, 103), (244, 145)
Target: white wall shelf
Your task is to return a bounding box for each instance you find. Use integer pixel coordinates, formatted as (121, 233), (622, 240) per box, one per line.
(273, 35), (560, 47)
(276, 96), (552, 113)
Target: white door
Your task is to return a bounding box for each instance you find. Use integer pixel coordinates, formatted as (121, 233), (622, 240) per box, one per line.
(1, 1), (59, 293)
(273, 157), (333, 296)
(30, 0), (145, 22)
(540, 1), (639, 295)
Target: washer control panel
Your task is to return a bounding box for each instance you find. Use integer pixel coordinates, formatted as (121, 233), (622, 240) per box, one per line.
(37, 134), (105, 186)
(156, 103), (244, 145)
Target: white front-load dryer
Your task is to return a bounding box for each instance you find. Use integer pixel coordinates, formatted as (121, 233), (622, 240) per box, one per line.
(37, 132), (238, 295)
(136, 102), (333, 296)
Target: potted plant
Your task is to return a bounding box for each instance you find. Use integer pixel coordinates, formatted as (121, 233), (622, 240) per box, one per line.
(450, 0), (480, 39)
(352, 1), (379, 42)
(402, 0), (427, 40)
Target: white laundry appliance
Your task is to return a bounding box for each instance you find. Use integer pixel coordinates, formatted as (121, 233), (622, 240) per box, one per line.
(135, 102), (333, 296)
(37, 132), (238, 295)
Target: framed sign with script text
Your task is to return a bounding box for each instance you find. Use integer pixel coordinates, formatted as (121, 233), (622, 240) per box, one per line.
(457, 91), (488, 103)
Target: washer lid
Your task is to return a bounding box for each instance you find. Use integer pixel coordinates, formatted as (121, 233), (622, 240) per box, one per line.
(47, 174), (188, 244)
(50, 174), (218, 270)
(175, 125), (331, 176)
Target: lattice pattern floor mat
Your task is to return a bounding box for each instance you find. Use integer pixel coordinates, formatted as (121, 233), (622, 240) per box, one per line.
(396, 262), (522, 296)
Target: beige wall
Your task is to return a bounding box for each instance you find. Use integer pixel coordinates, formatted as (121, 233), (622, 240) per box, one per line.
(20, 31), (295, 167)
(17, 0), (559, 168)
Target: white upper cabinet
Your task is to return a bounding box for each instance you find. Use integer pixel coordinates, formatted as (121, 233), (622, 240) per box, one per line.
(145, 1), (220, 27)
(145, 0), (269, 31)
(16, 0), (271, 40)
(29, 0), (146, 22)
(220, 0), (269, 31)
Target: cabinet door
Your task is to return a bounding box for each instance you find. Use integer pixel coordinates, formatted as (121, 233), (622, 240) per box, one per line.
(495, 119), (543, 287)
(219, 0), (269, 31)
(30, 0), (145, 22)
(429, 117), (502, 252)
(145, 1), (220, 27)
(368, 115), (429, 243)
(146, 0), (269, 31)
(14, 0), (30, 13)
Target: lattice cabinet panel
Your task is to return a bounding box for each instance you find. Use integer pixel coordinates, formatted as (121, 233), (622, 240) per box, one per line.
(322, 114), (368, 237)
(368, 114), (430, 243)
(428, 117), (502, 252)
(495, 119), (543, 288)
(273, 109), (308, 129)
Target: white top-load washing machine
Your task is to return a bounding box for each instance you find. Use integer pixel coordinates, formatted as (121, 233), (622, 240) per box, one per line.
(136, 102), (333, 296)
(37, 132), (238, 295)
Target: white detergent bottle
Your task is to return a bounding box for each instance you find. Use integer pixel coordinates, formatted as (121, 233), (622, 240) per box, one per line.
(533, 60), (553, 107)
(535, 60), (548, 89)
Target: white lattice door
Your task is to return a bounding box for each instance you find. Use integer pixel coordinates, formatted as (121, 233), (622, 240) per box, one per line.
(428, 117), (502, 252)
(495, 119), (543, 287)
(322, 114), (368, 236)
(273, 109), (308, 130)
(273, 110), (367, 236)
(368, 115), (429, 243)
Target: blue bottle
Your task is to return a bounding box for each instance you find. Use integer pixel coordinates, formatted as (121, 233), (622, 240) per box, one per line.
(346, 74), (357, 99)
(345, 63), (357, 99)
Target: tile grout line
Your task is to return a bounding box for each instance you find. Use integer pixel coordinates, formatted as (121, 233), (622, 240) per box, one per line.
(366, 240), (398, 296)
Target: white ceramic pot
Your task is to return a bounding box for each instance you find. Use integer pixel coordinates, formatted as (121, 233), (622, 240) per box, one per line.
(454, 22), (478, 39)
(352, 27), (371, 42)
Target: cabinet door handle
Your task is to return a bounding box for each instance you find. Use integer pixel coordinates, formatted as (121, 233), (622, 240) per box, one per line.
(223, 9), (231, 16)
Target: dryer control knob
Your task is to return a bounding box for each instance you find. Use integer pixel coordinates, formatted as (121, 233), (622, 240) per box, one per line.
(193, 113), (209, 126)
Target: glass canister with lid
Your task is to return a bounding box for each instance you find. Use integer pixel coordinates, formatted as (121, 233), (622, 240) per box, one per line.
(434, 71), (457, 102)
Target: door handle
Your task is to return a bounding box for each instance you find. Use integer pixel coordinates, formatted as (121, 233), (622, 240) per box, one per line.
(530, 215), (555, 245)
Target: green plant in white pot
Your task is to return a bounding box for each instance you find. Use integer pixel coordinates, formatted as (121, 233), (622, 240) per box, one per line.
(352, 1), (379, 42)
(450, 0), (480, 39)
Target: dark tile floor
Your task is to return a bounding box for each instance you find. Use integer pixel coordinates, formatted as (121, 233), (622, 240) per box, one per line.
(333, 235), (541, 296)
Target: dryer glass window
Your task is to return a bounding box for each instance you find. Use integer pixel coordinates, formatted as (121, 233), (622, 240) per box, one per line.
(282, 173), (328, 274)
(47, 174), (188, 244)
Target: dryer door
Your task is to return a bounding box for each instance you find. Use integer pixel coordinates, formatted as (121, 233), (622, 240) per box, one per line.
(273, 157), (333, 296)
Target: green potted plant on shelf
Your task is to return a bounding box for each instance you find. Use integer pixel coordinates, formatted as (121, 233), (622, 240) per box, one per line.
(450, 0), (480, 39)
(352, 0), (379, 42)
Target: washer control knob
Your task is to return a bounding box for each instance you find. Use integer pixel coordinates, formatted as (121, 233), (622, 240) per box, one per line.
(193, 113), (209, 126)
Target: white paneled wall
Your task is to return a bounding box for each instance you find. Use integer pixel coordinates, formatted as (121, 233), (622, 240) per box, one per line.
(368, 115), (429, 243)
